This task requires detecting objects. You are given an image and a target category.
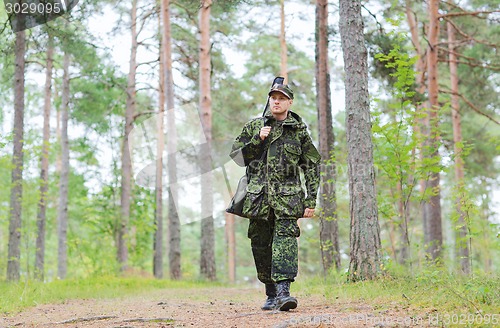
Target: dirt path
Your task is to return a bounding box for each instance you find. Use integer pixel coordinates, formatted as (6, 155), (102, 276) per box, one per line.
(0, 287), (428, 327)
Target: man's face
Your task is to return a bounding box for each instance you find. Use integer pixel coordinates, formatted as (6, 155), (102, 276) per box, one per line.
(269, 92), (293, 118)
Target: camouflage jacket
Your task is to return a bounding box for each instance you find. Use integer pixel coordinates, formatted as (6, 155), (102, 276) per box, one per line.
(230, 111), (321, 218)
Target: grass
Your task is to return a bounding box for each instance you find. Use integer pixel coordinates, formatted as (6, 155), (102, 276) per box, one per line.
(1, 270), (499, 327)
(294, 269), (500, 327)
(0, 275), (222, 315)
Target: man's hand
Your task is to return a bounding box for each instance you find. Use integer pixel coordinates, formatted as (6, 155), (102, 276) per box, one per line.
(260, 126), (271, 140)
(303, 208), (315, 218)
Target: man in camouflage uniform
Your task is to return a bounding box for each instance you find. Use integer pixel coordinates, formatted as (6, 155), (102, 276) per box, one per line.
(230, 83), (321, 311)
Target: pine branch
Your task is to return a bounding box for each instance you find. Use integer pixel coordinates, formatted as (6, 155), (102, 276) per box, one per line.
(437, 46), (500, 71)
(361, 4), (384, 32)
(439, 10), (500, 19)
(133, 110), (160, 121)
(443, 18), (499, 49)
(440, 89), (500, 125)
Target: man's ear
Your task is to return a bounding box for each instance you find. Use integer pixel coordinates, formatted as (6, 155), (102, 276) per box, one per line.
(289, 99), (293, 105)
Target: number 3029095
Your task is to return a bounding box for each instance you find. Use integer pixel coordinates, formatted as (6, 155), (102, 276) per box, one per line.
(5, 1), (63, 15)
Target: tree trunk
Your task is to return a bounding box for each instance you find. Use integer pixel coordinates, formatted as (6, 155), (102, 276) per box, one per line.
(424, 0), (443, 262)
(153, 15), (165, 279)
(405, 1), (426, 99)
(57, 50), (70, 279)
(35, 34), (54, 281)
(225, 211), (236, 283)
(397, 180), (409, 264)
(7, 29), (26, 282)
(405, 1), (428, 269)
(280, 0), (288, 82)
(315, 0), (340, 273)
(119, 0), (138, 271)
(199, 0), (216, 281)
(447, 20), (470, 274)
(339, 0), (382, 281)
(162, 0), (181, 280)
(56, 99), (62, 174)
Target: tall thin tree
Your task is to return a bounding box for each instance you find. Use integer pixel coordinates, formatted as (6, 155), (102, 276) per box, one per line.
(57, 50), (70, 279)
(315, 0), (340, 273)
(339, 0), (382, 281)
(405, 1), (428, 267)
(35, 34), (54, 281)
(424, 0), (443, 262)
(119, 0), (139, 271)
(225, 211), (236, 282)
(162, 0), (181, 280)
(7, 28), (26, 282)
(199, 0), (216, 281)
(447, 19), (470, 274)
(154, 12), (166, 279)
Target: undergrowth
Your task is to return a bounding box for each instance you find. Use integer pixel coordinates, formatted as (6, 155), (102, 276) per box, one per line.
(294, 269), (500, 327)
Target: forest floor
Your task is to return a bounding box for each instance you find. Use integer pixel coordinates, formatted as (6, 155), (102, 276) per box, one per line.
(0, 285), (431, 328)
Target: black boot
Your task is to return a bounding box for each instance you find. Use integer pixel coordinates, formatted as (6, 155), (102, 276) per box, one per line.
(275, 280), (297, 311)
(261, 283), (277, 310)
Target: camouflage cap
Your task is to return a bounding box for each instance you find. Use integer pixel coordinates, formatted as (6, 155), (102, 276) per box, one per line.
(268, 83), (294, 99)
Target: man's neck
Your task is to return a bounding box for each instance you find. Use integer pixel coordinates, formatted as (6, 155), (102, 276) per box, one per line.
(272, 111), (288, 121)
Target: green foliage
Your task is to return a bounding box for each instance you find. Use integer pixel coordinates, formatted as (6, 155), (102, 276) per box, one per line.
(371, 27), (446, 268)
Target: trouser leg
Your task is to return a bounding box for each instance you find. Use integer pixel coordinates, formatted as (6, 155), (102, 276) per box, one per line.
(247, 212), (275, 284)
(271, 217), (300, 283)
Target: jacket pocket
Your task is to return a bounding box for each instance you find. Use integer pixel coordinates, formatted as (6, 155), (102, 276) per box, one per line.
(273, 186), (305, 218)
(242, 184), (269, 218)
(279, 185), (303, 195)
(282, 142), (302, 169)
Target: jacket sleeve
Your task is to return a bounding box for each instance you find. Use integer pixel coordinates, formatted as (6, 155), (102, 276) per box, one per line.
(299, 129), (321, 209)
(229, 120), (264, 167)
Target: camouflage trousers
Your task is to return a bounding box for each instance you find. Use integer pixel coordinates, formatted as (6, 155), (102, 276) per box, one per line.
(247, 208), (300, 284)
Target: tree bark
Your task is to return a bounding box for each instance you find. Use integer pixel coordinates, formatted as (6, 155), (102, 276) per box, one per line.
(35, 34), (54, 281)
(7, 29), (26, 282)
(397, 180), (409, 264)
(57, 50), (70, 279)
(339, 0), (382, 281)
(424, 0), (443, 262)
(154, 14), (165, 279)
(447, 20), (470, 274)
(119, 0), (138, 271)
(162, 0), (181, 280)
(280, 0), (288, 82)
(315, 0), (340, 273)
(199, 0), (216, 281)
